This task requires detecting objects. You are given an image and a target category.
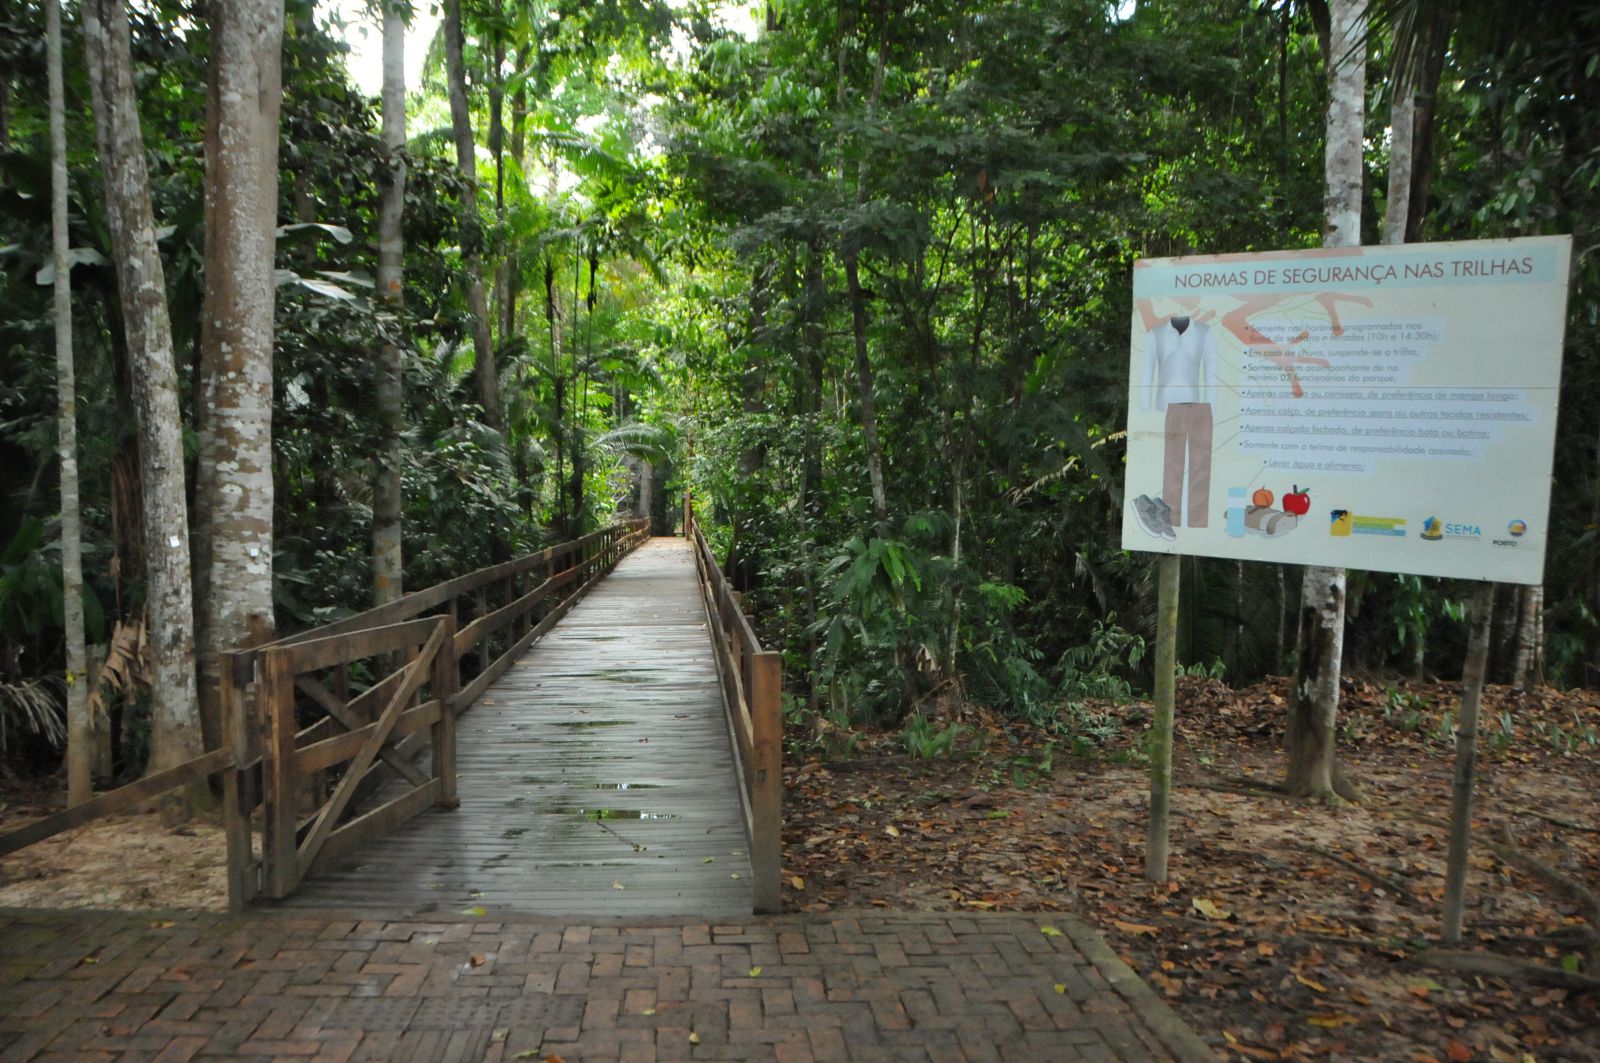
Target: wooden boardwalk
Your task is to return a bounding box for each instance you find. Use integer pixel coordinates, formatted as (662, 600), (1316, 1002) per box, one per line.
(283, 537), (755, 917)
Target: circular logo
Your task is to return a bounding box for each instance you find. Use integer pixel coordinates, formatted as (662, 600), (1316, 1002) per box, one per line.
(1508, 519), (1528, 537)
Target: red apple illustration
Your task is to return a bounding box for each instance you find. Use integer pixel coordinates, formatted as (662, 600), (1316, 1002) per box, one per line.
(1282, 485), (1311, 516)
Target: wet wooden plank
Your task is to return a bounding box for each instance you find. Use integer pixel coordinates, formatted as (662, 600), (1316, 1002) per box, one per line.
(281, 537), (754, 917)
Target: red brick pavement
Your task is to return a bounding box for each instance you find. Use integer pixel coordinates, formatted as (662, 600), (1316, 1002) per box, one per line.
(0, 907), (1213, 1061)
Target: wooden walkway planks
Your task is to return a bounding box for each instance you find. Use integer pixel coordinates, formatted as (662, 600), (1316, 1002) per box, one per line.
(282, 537), (755, 917)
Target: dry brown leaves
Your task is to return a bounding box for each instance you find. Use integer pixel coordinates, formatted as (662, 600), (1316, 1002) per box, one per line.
(783, 677), (1600, 1061)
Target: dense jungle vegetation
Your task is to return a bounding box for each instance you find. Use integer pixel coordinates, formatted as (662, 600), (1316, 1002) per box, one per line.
(1, 0), (1597, 783)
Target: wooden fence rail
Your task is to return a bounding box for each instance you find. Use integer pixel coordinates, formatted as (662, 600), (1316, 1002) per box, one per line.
(686, 500), (783, 914)
(0, 518), (652, 911)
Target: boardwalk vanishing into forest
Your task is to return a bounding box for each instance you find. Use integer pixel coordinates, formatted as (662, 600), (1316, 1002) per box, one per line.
(283, 537), (755, 916)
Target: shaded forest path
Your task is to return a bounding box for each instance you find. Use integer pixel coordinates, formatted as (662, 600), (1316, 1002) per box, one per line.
(282, 538), (754, 917)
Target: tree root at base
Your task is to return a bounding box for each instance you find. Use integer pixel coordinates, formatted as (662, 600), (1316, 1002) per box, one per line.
(1412, 949), (1600, 993)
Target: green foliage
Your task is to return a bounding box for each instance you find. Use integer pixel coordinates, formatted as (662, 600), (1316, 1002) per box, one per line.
(900, 716), (963, 759)
(1057, 618), (1146, 704)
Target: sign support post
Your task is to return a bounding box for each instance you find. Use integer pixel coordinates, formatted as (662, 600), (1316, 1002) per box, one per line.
(1145, 553), (1180, 883)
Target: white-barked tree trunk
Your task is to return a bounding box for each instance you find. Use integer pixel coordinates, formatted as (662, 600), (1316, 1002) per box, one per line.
(443, 0), (503, 428)
(372, 0), (406, 606)
(82, 0), (203, 773)
(194, 0), (285, 746)
(47, 0), (91, 805)
(1286, 0), (1365, 803)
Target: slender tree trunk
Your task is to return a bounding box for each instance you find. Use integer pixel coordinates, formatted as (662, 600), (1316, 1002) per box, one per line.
(0, 0), (12, 157)
(1441, 581), (1494, 944)
(1387, 59), (1418, 681)
(371, 0), (406, 606)
(1384, 74), (1413, 245)
(544, 255), (564, 533)
(48, 0), (90, 805)
(194, 0), (284, 752)
(488, 22), (509, 346)
(565, 254), (584, 531)
(1285, 566), (1359, 799)
(800, 236), (826, 710)
(443, 0), (502, 427)
(844, 40), (889, 534)
(503, 44), (528, 347)
(1286, 0), (1365, 803)
(82, 0), (203, 773)
(1510, 585), (1543, 693)
(1404, 36), (1449, 244)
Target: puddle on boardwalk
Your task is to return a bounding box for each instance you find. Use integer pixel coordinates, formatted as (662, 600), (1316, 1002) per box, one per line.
(502, 827), (528, 839)
(553, 807), (678, 821)
(551, 720), (629, 729)
(594, 671), (649, 685)
(518, 777), (661, 791)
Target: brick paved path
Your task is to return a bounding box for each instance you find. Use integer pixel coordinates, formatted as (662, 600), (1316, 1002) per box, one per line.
(0, 907), (1212, 1062)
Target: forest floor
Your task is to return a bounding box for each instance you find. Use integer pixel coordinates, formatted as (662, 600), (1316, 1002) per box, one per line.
(1, 676), (1595, 1062)
(783, 676), (1600, 1062)
(0, 776), (230, 911)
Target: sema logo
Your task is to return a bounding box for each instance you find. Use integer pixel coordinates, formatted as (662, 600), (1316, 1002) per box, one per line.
(1421, 517), (1481, 542)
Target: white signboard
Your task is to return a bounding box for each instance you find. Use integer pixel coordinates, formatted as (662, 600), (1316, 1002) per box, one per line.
(1121, 236), (1570, 585)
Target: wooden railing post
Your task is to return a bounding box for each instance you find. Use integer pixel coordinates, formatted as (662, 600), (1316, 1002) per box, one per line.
(221, 651), (254, 911)
(432, 616), (460, 810)
(261, 648), (299, 899)
(750, 649), (783, 914)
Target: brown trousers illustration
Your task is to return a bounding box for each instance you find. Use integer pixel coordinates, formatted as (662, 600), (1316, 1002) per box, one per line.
(1162, 402), (1212, 529)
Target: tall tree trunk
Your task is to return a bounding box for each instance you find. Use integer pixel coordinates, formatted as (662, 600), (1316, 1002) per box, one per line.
(0, 0), (11, 156)
(844, 38), (889, 534)
(544, 255), (564, 534)
(48, 0), (90, 805)
(443, 0), (502, 428)
(488, 22), (509, 346)
(1384, 73), (1413, 245)
(82, 0), (203, 773)
(1386, 59), (1417, 682)
(1441, 581), (1494, 944)
(503, 44), (528, 347)
(1510, 585), (1543, 693)
(799, 236), (826, 711)
(1286, 0), (1365, 803)
(372, 0), (406, 606)
(194, 0), (284, 752)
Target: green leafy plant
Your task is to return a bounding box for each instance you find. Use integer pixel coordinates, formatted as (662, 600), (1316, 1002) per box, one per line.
(901, 716), (963, 759)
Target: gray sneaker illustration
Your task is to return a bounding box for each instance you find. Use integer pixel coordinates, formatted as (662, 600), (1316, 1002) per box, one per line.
(1134, 495), (1177, 541)
(1151, 497), (1177, 539)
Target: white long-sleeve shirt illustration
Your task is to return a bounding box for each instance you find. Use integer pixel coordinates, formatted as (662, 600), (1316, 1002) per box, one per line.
(1141, 317), (1219, 412)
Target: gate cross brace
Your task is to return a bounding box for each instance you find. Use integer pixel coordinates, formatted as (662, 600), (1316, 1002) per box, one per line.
(291, 621), (447, 889)
(295, 674), (430, 789)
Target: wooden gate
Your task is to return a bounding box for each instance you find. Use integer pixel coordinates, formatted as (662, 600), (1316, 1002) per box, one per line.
(251, 616), (457, 899)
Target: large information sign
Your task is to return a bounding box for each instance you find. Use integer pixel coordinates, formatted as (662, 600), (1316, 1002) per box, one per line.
(1121, 236), (1570, 584)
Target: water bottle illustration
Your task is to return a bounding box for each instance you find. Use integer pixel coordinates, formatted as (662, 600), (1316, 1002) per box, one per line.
(1226, 487), (1247, 538)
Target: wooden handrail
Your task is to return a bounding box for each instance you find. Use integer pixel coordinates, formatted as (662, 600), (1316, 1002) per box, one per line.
(0, 518), (654, 912)
(686, 497), (783, 914)
(0, 747), (234, 859)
